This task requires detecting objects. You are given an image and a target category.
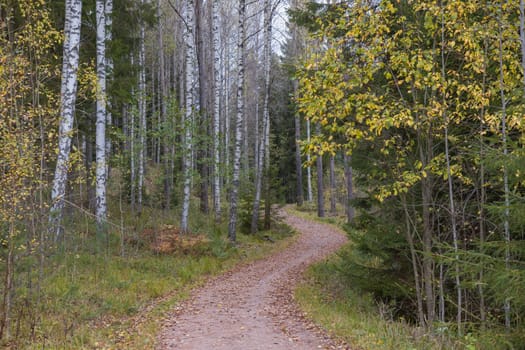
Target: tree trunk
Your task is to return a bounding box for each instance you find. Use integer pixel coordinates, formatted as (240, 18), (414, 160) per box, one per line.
(212, 0), (221, 221)
(0, 224), (14, 341)
(343, 153), (354, 223)
(440, 5), (461, 333)
(316, 124), (324, 217)
(306, 119), (312, 202)
(402, 197), (425, 326)
(418, 123), (434, 325)
(138, 3), (146, 214)
(95, 0), (107, 232)
(251, 0), (271, 234)
(157, 0), (171, 209)
(228, 0), (246, 242)
(293, 80), (303, 207)
(195, 0), (209, 214)
(105, 0), (113, 179)
(49, 0), (82, 239)
(224, 40), (231, 192)
(497, 2), (511, 328)
(477, 37), (489, 327)
(181, 0), (196, 233)
(329, 154), (336, 215)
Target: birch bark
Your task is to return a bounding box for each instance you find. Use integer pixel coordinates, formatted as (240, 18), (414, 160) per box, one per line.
(137, 2), (146, 213)
(306, 119), (312, 202)
(294, 80), (303, 207)
(228, 0), (246, 242)
(49, 0), (82, 238)
(105, 0), (113, 178)
(212, 0), (222, 220)
(181, 0), (196, 233)
(251, 0), (271, 234)
(95, 0), (107, 230)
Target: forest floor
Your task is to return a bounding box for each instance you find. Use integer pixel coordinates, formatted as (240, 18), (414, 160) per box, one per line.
(157, 208), (350, 349)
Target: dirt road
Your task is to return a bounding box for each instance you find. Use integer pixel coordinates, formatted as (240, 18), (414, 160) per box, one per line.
(157, 209), (348, 349)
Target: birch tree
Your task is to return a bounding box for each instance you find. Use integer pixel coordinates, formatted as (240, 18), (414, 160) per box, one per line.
(137, 0), (147, 213)
(228, 0), (246, 242)
(212, 0), (221, 220)
(105, 0), (113, 177)
(157, 0), (171, 209)
(195, 0), (209, 214)
(49, 0), (83, 238)
(306, 119), (312, 202)
(294, 81), (304, 206)
(251, 0), (272, 234)
(181, 0), (196, 233)
(95, 0), (107, 230)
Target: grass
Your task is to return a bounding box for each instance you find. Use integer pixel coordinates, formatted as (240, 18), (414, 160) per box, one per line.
(6, 198), (295, 349)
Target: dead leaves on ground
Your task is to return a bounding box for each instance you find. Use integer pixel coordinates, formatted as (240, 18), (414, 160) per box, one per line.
(139, 225), (211, 255)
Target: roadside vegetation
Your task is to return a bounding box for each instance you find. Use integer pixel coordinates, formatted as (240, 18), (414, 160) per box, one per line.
(291, 206), (517, 350)
(6, 182), (294, 349)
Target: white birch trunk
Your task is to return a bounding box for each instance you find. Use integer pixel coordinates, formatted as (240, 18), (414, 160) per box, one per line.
(157, 0), (171, 209)
(251, 0), (271, 234)
(49, 0), (82, 238)
(181, 0), (196, 233)
(95, 0), (108, 230)
(105, 0), (113, 177)
(138, 4), (146, 213)
(212, 0), (222, 220)
(130, 104), (136, 212)
(294, 80), (303, 206)
(224, 44), (231, 187)
(228, 0), (246, 242)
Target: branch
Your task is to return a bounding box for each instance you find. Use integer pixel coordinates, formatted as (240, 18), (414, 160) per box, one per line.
(165, 0), (190, 31)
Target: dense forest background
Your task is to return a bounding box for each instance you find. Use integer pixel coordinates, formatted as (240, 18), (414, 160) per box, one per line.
(0, 0), (524, 348)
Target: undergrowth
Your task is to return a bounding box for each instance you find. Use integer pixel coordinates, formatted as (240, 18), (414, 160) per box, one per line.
(290, 205), (514, 350)
(6, 201), (295, 349)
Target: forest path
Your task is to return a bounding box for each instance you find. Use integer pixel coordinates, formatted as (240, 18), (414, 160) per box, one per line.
(157, 207), (349, 349)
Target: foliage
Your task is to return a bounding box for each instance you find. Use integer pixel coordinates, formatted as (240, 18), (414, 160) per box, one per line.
(293, 0), (525, 344)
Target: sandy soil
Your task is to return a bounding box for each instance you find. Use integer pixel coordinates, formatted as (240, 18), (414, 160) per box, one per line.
(157, 208), (349, 349)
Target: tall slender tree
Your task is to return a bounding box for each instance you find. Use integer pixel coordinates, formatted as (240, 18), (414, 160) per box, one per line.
(137, 0), (146, 213)
(49, 0), (83, 238)
(228, 0), (246, 242)
(95, 0), (108, 231)
(105, 0), (113, 177)
(181, 0), (196, 233)
(251, 0), (272, 234)
(212, 0), (222, 220)
(329, 154), (336, 215)
(316, 124), (324, 217)
(195, 0), (209, 214)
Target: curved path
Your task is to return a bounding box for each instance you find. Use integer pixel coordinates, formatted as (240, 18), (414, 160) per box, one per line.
(157, 208), (348, 349)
